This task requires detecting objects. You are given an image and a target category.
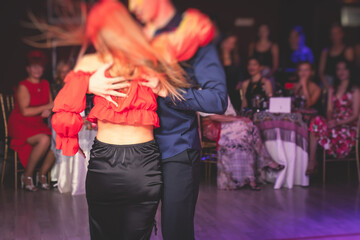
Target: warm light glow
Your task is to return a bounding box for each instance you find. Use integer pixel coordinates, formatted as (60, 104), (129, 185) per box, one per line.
(129, 0), (144, 11)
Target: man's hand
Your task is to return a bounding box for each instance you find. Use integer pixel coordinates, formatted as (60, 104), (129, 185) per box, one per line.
(88, 63), (131, 107)
(139, 75), (168, 98)
(78, 147), (86, 159)
(46, 102), (54, 110)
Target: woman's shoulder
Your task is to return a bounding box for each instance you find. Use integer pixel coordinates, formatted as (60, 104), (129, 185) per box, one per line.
(249, 41), (256, 49)
(18, 79), (38, 89)
(271, 42), (278, 49)
(321, 47), (329, 53)
(242, 79), (250, 87)
(355, 44), (360, 51)
(17, 80), (31, 95)
(262, 77), (271, 85)
(18, 80), (29, 91)
(344, 45), (354, 51)
(18, 79), (29, 86)
(351, 85), (360, 94)
(309, 81), (320, 89)
(292, 82), (300, 90)
(345, 87), (359, 102)
(74, 53), (103, 73)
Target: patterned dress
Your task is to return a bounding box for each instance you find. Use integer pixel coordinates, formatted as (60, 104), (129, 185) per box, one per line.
(309, 90), (357, 158)
(215, 102), (273, 190)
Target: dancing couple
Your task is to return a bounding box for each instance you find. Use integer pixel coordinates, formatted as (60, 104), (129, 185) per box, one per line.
(47, 0), (227, 239)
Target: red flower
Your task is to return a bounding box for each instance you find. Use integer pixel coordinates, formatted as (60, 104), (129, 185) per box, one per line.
(320, 138), (328, 146)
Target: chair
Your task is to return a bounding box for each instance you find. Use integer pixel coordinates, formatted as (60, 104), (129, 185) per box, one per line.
(0, 94), (51, 190)
(0, 93), (23, 190)
(197, 114), (218, 182)
(322, 116), (360, 184)
(239, 88), (244, 106)
(320, 88), (328, 116)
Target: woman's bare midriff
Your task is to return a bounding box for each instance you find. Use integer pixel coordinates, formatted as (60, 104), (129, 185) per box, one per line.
(96, 120), (154, 145)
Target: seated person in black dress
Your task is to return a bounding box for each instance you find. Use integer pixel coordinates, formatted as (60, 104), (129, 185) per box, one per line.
(241, 57), (273, 109)
(292, 62), (321, 109)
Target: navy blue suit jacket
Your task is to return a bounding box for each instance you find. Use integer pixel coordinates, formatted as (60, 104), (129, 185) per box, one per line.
(154, 11), (227, 159)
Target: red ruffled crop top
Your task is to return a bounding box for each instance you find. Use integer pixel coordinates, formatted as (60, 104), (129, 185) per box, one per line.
(52, 71), (158, 156)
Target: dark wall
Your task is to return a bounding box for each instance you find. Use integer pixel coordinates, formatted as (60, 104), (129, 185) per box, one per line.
(0, 0), (280, 93)
(278, 0), (343, 68)
(0, 1), (49, 93)
(173, 0), (280, 61)
(1, 0), (356, 93)
(174, 0), (351, 69)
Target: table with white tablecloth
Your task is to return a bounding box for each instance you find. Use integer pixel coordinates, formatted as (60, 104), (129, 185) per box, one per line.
(253, 112), (309, 189)
(51, 126), (97, 195)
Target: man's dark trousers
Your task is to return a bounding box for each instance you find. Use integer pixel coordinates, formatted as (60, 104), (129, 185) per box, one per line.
(161, 149), (201, 240)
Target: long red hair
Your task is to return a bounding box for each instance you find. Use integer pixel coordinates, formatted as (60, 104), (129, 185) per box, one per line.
(24, 0), (189, 100)
(90, 0), (191, 99)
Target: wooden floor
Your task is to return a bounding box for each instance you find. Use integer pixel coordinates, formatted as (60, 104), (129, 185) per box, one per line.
(1, 180), (360, 240)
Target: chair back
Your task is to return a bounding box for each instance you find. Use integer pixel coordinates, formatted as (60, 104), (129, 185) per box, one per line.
(0, 93), (15, 140)
(356, 113), (360, 140)
(197, 112), (202, 143)
(239, 88), (244, 106)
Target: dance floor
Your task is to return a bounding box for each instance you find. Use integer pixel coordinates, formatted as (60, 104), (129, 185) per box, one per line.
(1, 182), (360, 240)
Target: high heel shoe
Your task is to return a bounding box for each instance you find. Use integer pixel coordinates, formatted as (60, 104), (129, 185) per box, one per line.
(21, 174), (38, 192)
(264, 162), (285, 172)
(249, 182), (261, 191)
(36, 172), (50, 190)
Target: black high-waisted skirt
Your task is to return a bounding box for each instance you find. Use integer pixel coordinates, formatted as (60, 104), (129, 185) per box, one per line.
(86, 138), (162, 240)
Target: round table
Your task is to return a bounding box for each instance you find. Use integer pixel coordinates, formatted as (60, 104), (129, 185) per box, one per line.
(253, 111), (309, 189)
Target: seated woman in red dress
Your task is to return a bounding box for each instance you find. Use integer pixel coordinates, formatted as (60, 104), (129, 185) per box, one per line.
(307, 61), (360, 175)
(8, 50), (55, 191)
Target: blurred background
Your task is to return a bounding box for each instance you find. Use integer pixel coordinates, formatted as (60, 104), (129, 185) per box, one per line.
(1, 0), (360, 91)
(1, 2), (360, 239)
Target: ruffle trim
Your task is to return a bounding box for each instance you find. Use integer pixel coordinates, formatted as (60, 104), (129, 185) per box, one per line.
(87, 105), (159, 128)
(55, 134), (79, 156)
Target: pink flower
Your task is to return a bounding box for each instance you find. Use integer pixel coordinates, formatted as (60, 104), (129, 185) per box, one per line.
(314, 116), (324, 125)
